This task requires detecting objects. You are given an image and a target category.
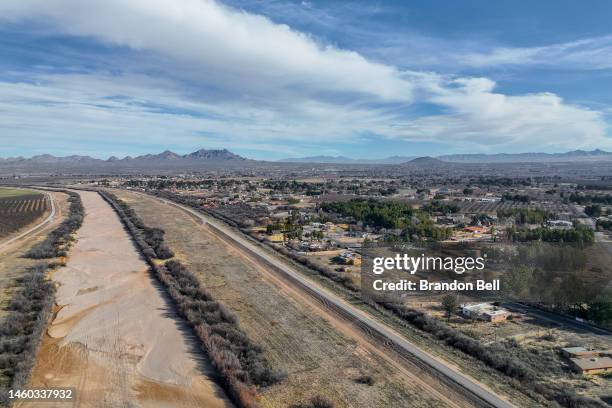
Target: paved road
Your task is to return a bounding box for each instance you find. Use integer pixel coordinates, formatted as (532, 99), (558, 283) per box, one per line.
(145, 192), (516, 408)
(0, 191), (56, 251)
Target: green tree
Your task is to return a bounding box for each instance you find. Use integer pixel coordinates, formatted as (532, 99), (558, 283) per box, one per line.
(442, 294), (458, 321)
(585, 204), (602, 217)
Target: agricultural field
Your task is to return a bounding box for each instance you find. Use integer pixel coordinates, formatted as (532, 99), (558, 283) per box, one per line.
(0, 191), (66, 317)
(114, 190), (464, 408)
(0, 188), (49, 239)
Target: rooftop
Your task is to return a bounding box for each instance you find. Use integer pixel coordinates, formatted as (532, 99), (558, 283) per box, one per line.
(571, 357), (612, 370)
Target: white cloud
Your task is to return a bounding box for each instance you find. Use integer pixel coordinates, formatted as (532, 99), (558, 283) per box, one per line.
(409, 76), (609, 150)
(0, 0), (412, 102)
(0, 0), (609, 155)
(462, 36), (612, 69)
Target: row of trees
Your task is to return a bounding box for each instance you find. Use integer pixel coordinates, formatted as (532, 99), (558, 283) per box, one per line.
(321, 199), (414, 229)
(506, 225), (594, 245)
(109, 198), (174, 259)
(503, 244), (612, 327)
(0, 195), (47, 238)
(100, 191), (282, 408)
(501, 193), (531, 203)
(422, 200), (459, 214)
(321, 199), (452, 241)
(26, 191), (84, 259)
(0, 264), (57, 404)
(569, 193), (612, 205)
(497, 208), (554, 224)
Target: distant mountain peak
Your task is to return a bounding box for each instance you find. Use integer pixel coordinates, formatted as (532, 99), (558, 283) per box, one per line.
(184, 148), (245, 160)
(407, 156), (446, 166)
(158, 150), (181, 159)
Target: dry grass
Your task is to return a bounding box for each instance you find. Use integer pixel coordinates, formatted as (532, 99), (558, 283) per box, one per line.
(115, 190), (447, 408)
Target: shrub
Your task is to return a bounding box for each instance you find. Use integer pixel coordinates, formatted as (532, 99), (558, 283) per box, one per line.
(355, 374), (375, 386)
(0, 264), (56, 404)
(100, 191), (284, 408)
(26, 191), (83, 259)
(290, 396), (335, 408)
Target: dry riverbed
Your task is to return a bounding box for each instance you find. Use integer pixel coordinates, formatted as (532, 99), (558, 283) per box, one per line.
(21, 191), (232, 408)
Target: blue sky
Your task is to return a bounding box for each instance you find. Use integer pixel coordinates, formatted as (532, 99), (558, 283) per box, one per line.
(1, 0), (611, 160)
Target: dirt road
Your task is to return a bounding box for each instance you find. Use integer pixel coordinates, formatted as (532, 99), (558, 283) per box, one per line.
(22, 191), (232, 408)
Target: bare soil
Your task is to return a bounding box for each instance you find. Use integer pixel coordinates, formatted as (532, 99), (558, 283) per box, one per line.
(21, 191), (232, 408)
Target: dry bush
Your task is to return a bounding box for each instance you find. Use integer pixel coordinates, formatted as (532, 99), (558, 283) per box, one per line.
(100, 191), (284, 408)
(26, 191), (83, 259)
(290, 396), (335, 408)
(0, 264), (56, 404)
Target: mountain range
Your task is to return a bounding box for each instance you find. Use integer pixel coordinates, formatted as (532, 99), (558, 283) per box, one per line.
(0, 149), (250, 174)
(280, 149), (612, 164)
(1, 148), (612, 175)
(0, 149), (245, 165)
(278, 155), (415, 164)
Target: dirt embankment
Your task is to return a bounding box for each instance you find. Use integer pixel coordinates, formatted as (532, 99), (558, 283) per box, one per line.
(22, 191), (232, 408)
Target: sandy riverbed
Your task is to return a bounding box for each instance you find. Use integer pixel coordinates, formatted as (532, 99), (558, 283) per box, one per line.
(22, 191), (232, 408)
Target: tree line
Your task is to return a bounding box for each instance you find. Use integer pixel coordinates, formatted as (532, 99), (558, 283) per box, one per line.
(321, 199), (452, 241)
(569, 193), (612, 205)
(0, 264), (56, 405)
(100, 191), (283, 408)
(26, 191), (84, 259)
(107, 197), (174, 259)
(506, 225), (594, 245)
(501, 193), (531, 203)
(497, 208), (554, 224)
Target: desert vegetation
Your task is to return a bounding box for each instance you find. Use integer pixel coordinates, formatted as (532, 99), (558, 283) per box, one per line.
(100, 190), (281, 408)
(381, 303), (605, 408)
(0, 263), (56, 405)
(290, 395), (335, 408)
(102, 195), (174, 259)
(0, 193), (48, 239)
(26, 190), (83, 259)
